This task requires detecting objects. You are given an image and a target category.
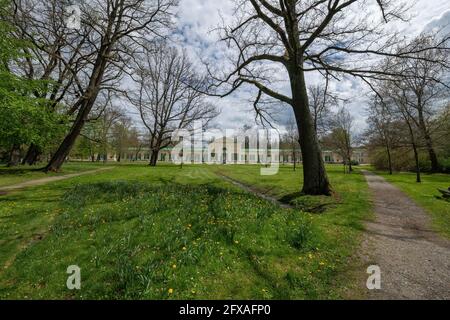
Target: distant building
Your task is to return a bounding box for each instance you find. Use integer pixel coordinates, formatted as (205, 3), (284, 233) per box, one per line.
(95, 138), (370, 165)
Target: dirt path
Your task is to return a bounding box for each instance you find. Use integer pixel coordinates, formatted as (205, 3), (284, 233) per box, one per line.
(0, 167), (113, 193)
(362, 171), (450, 300)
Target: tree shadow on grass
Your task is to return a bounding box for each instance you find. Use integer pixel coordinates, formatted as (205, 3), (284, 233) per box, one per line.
(0, 185), (70, 203)
(0, 167), (44, 176)
(241, 247), (307, 300)
(279, 192), (339, 214)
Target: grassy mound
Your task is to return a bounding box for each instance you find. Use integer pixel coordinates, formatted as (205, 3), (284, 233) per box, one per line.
(1, 181), (350, 299)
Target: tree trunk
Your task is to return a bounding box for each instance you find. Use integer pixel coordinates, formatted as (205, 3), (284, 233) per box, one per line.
(289, 67), (331, 195)
(45, 100), (93, 172)
(406, 121), (421, 183)
(7, 144), (21, 167)
(292, 141), (297, 171)
(149, 149), (159, 167)
(386, 144), (393, 175)
(423, 135), (439, 173)
(22, 144), (41, 165)
(292, 147), (296, 172)
(44, 42), (111, 172)
(412, 142), (421, 183)
(418, 107), (440, 172)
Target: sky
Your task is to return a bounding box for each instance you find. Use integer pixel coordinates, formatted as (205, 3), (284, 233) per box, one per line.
(168, 0), (450, 133)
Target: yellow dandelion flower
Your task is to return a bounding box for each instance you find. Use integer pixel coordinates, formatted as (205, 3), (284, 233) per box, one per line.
(168, 288), (174, 294)
(172, 264), (177, 269)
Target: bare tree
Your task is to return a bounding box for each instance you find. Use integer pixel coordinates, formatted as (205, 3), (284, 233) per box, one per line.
(130, 130), (147, 161)
(95, 96), (125, 162)
(308, 82), (335, 137)
(44, 0), (177, 172)
(366, 96), (398, 175)
(129, 42), (218, 166)
(386, 36), (450, 172)
(371, 34), (450, 180)
(111, 115), (134, 163)
(284, 117), (300, 171)
(208, 0), (448, 195)
(327, 106), (354, 173)
(433, 105), (450, 168)
(378, 82), (423, 182)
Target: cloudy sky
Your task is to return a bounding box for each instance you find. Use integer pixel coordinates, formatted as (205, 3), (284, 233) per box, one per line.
(169, 0), (450, 132)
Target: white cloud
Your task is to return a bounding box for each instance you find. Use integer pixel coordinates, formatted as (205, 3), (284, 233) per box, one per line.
(170, 0), (450, 131)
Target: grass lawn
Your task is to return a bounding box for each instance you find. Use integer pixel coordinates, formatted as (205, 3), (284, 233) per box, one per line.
(373, 170), (450, 238)
(0, 163), (371, 300)
(0, 162), (109, 188)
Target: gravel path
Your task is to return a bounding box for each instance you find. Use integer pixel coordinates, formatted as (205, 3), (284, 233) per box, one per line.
(362, 171), (450, 300)
(0, 167), (113, 193)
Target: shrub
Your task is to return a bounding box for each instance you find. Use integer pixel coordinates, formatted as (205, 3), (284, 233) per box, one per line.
(440, 157), (450, 174)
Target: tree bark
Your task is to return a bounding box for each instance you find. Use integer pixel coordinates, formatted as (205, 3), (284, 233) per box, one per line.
(293, 148), (296, 172)
(7, 144), (21, 167)
(289, 67), (331, 195)
(424, 136), (439, 172)
(412, 142), (421, 183)
(149, 149), (159, 167)
(45, 102), (92, 172)
(44, 40), (111, 172)
(405, 121), (421, 183)
(418, 101), (440, 173)
(386, 144), (393, 175)
(22, 144), (41, 165)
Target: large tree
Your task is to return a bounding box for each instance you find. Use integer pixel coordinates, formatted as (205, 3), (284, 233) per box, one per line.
(326, 106), (354, 173)
(385, 36), (449, 172)
(111, 115), (134, 162)
(44, 0), (177, 172)
(308, 83), (335, 137)
(210, 0), (448, 195)
(6, 0), (91, 165)
(129, 42), (218, 166)
(376, 81), (424, 182)
(372, 34), (449, 179)
(366, 96), (400, 175)
(74, 94), (125, 162)
(0, 0), (63, 166)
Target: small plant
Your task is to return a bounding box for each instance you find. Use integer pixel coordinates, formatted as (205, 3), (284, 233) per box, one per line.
(287, 218), (317, 251)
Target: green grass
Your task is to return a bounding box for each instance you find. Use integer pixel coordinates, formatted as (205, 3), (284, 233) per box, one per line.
(374, 170), (450, 238)
(0, 163), (371, 300)
(0, 162), (108, 188)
